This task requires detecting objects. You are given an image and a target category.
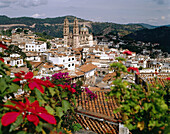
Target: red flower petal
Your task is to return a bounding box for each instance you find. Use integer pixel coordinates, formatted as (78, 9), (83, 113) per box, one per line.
(38, 113), (56, 125)
(27, 114), (39, 126)
(166, 77), (170, 80)
(25, 97), (30, 106)
(11, 101), (25, 110)
(123, 50), (132, 55)
(0, 58), (4, 62)
(28, 81), (44, 93)
(24, 72), (33, 79)
(70, 88), (76, 93)
(13, 78), (22, 82)
(0, 42), (8, 49)
(57, 84), (65, 89)
(31, 100), (39, 107)
(2, 105), (17, 110)
(1, 112), (20, 126)
(20, 71), (25, 75)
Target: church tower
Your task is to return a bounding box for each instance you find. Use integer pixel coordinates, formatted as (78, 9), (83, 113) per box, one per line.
(73, 18), (79, 48)
(63, 18), (69, 46)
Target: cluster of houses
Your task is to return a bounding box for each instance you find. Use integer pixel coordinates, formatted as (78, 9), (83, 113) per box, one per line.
(1, 25), (170, 134)
(1, 27), (170, 87)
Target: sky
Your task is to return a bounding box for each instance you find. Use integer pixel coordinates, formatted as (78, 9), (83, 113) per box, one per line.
(0, 0), (169, 26)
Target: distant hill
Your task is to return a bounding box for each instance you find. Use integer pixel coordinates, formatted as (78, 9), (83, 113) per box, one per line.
(124, 26), (170, 53)
(128, 23), (170, 29)
(0, 15), (144, 38)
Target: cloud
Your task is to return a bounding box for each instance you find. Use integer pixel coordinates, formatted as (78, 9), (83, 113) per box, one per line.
(0, 0), (17, 8)
(19, 0), (47, 8)
(31, 13), (46, 18)
(152, 0), (166, 5)
(161, 16), (165, 20)
(0, 0), (47, 8)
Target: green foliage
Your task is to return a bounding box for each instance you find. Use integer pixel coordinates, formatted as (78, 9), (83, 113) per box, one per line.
(47, 41), (51, 49)
(109, 60), (169, 133)
(115, 57), (126, 61)
(124, 26), (170, 53)
(37, 38), (47, 42)
(1, 29), (12, 37)
(139, 66), (143, 70)
(25, 60), (32, 70)
(5, 45), (26, 59)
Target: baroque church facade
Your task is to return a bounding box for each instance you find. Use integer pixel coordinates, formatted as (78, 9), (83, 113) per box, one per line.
(63, 18), (94, 48)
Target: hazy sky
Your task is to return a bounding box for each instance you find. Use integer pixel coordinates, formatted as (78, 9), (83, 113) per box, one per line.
(0, 0), (169, 26)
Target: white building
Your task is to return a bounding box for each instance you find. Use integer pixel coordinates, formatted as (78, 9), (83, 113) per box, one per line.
(4, 54), (24, 67)
(48, 54), (76, 70)
(25, 42), (47, 52)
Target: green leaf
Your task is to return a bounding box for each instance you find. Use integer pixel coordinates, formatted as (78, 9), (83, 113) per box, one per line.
(28, 96), (35, 103)
(35, 88), (46, 105)
(45, 105), (55, 115)
(62, 100), (70, 113)
(36, 123), (42, 133)
(49, 87), (55, 97)
(9, 114), (23, 132)
(144, 103), (152, 111)
(0, 78), (7, 93)
(61, 92), (68, 98)
(8, 83), (20, 93)
(56, 107), (64, 118)
(72, 94), (77, 105)
(16, 131), (27, 134)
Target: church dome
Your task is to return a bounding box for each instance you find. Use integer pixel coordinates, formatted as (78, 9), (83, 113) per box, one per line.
(81, 24), (88, 32)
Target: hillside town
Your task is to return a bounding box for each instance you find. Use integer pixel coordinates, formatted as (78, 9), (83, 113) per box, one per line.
(0, 18), (169, 134)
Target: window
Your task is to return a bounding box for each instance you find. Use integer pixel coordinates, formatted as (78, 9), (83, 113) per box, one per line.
(68, 58), (70, 61)
(72, 58), (74, 60)
(63, 60), (65, 62)
(26, 45), (28, 48)
(72, 63), (74, 66)
(68, 64), (70, 67)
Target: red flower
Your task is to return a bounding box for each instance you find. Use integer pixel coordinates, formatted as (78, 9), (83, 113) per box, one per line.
(1, 98), (56, 126)
(127, 67), (140, 75)
(13, 72), (54, 93)
(166, 77), (170, 80)
(123, 50), (132, 55)
(57, 84), (76, 94)
(0, 42), (7, 49)
(44, 80), (55, 88)
(0, 58), (4, 62)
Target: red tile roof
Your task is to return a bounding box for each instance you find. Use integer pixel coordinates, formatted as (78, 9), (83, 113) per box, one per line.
(80, 64), (97, 73)
(75, 91), (121, 134)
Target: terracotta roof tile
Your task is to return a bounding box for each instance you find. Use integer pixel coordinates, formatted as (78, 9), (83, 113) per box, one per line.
(75, 91), (121, 134)
(80, 64), (97, 73)
(103, 73), (116, 82)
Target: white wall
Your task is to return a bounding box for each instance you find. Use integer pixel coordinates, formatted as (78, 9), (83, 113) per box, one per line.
(49, 55), (76, 70)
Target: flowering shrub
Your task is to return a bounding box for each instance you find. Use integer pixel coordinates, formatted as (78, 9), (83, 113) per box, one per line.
(127, 67), (140, 75)
(2, 97), (56, 126)
(109, 57), (169, 134)
(123, 50), (132, 55)
(0, 43), (97, 133)
(84, 87), (97, 99)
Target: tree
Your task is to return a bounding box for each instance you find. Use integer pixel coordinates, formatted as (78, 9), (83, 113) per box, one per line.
(47, 41), (51, 49)
(5, 45), (26, 59)
(108, 58), (169, 134)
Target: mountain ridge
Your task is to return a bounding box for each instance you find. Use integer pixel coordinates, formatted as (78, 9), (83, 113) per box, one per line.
(124, 26), (170, 53)
(0, 15), (144, 37)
